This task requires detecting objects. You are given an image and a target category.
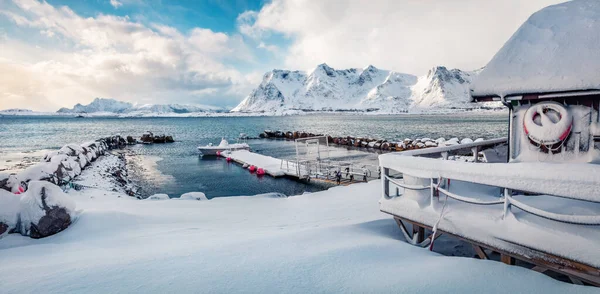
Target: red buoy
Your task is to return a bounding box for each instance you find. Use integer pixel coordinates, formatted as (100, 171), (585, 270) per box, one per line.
(256, 168), (265, 175)
(249, 165), (256, 172)
(226, 157), (232, 162)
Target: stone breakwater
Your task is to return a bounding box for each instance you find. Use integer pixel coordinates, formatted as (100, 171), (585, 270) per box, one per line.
(258, 130), (483, 152)
(0, 135), (134, 240)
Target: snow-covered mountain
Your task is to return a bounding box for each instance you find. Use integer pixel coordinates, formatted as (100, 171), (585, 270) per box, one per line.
(57, 98), (224, 115)
(0, 108), (33, 113)
(232, 64), (497, 114)
(411, 66), (475, 110)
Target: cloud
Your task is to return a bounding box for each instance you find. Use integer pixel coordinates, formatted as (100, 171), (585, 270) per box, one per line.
(257, 42), (279, 53)
(110, 0), (122, 9)
(0, 0), (257, 111)
(239, 0), (564, 74)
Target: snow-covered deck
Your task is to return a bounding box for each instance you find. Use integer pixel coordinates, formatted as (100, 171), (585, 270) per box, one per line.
(379, 143), (600, 285)
(223, 150), (308, 178)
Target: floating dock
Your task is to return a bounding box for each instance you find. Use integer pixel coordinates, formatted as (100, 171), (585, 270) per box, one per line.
(221, 149), (378, 185)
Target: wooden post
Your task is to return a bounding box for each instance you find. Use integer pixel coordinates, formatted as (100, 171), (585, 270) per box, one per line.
(501, 254), (515, 265)
(413, 225), (425, 243)
(473, 245), (489, 260)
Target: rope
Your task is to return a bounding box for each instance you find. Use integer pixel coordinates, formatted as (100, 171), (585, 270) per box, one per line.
(430, 189), (449, 251)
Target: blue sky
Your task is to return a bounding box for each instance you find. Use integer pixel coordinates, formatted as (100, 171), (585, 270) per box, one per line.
(0, 0), (562, 111)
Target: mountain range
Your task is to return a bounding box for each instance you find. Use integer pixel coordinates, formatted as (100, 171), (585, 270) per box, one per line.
(2, 64), (502, 116)
(56, 98), (225, 116)
(232, 63), (499, 114)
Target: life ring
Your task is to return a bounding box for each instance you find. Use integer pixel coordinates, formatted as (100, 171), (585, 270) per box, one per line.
(523, 101), (572, 146)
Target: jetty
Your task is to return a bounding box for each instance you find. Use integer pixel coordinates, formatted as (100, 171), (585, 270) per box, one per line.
(221, 136), (380, 185)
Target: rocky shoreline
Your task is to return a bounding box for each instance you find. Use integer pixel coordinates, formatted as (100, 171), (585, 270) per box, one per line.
(259, 130), (482, 152)
(0, 135), (138, 240)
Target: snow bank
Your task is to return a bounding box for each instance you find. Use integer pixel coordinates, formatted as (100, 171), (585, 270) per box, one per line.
(471, 0), (600, 98)
(178, 192), (208, 201)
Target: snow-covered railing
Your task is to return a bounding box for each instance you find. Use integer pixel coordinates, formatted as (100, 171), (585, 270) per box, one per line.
(380, 139), (600, 225)
(397, 137), (507, 161)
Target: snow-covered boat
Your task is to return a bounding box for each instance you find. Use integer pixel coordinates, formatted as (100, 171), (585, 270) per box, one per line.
(379, 1), (600, 286)
(197, 138), (250, 156)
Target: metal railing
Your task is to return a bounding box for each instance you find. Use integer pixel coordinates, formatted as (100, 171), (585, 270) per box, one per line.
(380, 137), (600, 226)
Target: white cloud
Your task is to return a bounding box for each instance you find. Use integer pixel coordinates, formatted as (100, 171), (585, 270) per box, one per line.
(0, 0), (257, 111)
(240, 0), (564, 74)
(257, 42), (279, 53)
(110, 0), (123, 9)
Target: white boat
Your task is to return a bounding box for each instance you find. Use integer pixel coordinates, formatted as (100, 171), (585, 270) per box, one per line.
(197, 138), (250, 156)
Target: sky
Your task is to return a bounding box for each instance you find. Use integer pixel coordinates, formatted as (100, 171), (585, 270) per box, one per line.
(0, 0), (564, 111)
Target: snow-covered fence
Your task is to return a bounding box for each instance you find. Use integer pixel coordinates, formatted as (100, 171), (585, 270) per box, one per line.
(380, 138), (600, 225)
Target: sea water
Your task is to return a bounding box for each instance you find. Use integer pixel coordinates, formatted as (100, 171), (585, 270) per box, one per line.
(0, 114), (508, 197)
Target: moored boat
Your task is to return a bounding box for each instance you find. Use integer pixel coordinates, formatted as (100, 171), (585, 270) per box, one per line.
(197, 138), (250, 156)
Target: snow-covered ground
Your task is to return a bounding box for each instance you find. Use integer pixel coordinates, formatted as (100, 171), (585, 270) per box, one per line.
(0, 154), (594, 293)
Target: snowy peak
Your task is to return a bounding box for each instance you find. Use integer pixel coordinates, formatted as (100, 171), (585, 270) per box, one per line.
(57, 98), (222, 115)
(233, 64), (489, 114)
(58, 98), (133, 113)
(356, 65), (382, 86)
(411, 66), (474, 109)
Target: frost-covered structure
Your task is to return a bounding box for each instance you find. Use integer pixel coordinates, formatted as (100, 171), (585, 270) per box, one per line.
(379, 0), (600, 286)
(471, 0), (600, 164)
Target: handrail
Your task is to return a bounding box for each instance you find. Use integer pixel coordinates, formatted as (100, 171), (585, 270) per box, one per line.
(397, 137), (507, 157)
(380, 156), (600, 203)
(438, 187), (505, 205)
(508, 196), (600, 225)
(379, 137), (600, 226)
(384, 175), (430, 190)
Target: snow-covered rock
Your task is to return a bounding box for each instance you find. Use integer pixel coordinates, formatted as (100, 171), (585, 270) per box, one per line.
(146, 194), (170, 200)
(57, 98), (223, 116)
(0, 189), (20, 237)
(471, 0), (600, 98)
(460, 138), (474, 144)
(18, 181), (76, 238)
(179, 192), (208, 201)
(233, 64), (497, 114)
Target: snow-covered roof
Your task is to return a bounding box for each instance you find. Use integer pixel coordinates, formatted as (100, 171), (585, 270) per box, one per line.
(471, 0), (600, 98)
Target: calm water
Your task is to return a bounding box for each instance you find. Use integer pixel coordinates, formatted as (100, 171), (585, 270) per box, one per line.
(0, 114), (508, 197)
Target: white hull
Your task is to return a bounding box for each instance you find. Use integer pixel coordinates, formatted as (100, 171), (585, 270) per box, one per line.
(197, 144), (250, 156)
